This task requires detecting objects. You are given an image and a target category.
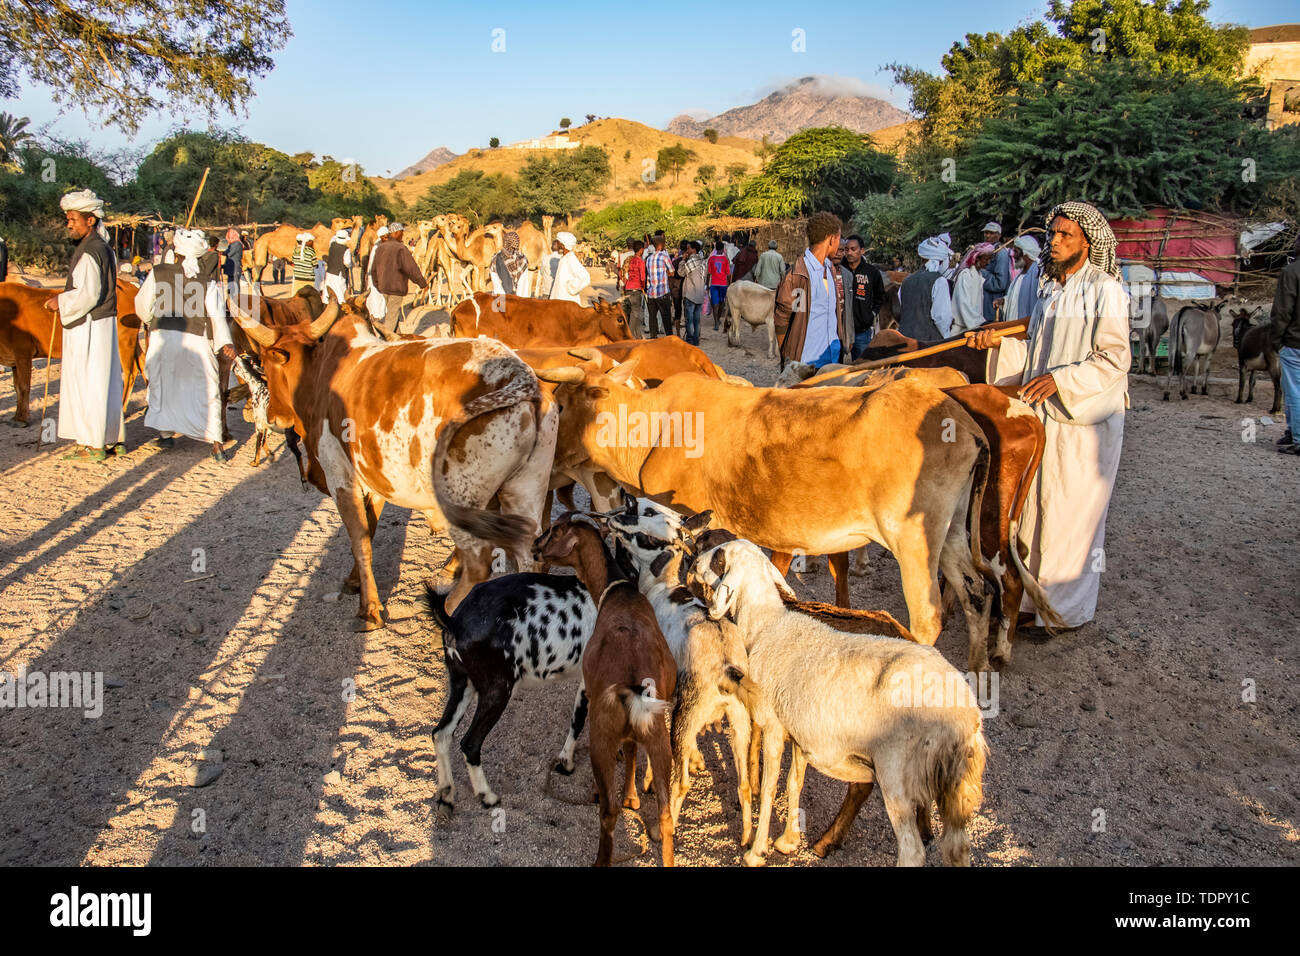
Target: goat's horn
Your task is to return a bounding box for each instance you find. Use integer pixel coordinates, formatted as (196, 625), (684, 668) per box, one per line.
(536, 366), (586, 384)
(306, 298), (341, 341)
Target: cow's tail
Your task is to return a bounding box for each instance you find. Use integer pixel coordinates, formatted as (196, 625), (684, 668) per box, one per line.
(1007, 520), (1065, 632)
(432, 370), (542, 547)
(965, 438), (994, 584)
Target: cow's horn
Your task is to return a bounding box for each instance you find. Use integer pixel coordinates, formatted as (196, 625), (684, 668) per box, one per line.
(229, 298), (277, 348)
(306, 298), (341, 341)
(536, 366), (586, 384)
(606, 358), (640, 384)
(566, 347), (602, 362)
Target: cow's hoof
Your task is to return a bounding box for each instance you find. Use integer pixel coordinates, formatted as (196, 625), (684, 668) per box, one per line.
(743, 850), (767, 867)
(1162, 393), (1170, 401)
(353, 611), (385, 632)
(478, 791), (499, 808)
(553, 759), (575, 776)
(622, 795), (640, 811)
(6, 418), (30, 429)
(810, 838), (838, 859)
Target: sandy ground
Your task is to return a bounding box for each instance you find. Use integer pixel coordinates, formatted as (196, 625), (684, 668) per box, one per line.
(1, 272), (1297, 867)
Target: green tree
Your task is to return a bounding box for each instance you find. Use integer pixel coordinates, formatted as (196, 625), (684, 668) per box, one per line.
(413, 169), (523, 224)
(891, 0), (1251, 164)
(693, 164), (716, 187)
(724, 163), (748, 184)
(702, 128), (719, 144)
(734, 127), (895, 220)
(560, 117), (572, 129)
(656, 144), (696, 185)
(0, 1), (291, 135)
(489, 137), (500, 148)
(0, 113), (33, 164)
(516, 145), (611, 216)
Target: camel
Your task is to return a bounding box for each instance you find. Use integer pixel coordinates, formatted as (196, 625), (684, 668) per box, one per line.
(357, 214), (389, 282)
(514, 215), (554, 297)
(252, 216), (361, 284)
(441, 215), (504, 294)
(412, 219), (471, 308)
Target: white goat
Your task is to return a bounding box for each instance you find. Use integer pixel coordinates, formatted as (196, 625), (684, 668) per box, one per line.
(689, 538), (988, 867)
(723, 280), (778, 360)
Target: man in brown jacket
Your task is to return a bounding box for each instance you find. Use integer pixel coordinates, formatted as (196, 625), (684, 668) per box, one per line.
(369, 222), (428, 332)
(776, 212), (850, 369)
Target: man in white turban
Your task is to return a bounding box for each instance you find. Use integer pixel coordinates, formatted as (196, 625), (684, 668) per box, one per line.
(548, 231), (589, 303)
(291, 232), (317, 294)
(999, 234), (1043, 323)
(44, 190), (125, 461)
(134, 228), (236, 462)
(897, 234), (954, 340)
(323, 228), (353, 305)
(968, 200), (1130, 631)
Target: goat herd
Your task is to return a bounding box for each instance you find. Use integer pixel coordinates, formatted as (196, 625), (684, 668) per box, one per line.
(425, 497), (986, 868)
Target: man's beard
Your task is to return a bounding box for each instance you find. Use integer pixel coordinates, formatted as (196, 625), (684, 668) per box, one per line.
(1043, 247), (1087, 281)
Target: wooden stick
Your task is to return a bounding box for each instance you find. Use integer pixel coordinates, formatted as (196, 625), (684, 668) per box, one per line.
(184, 167), (211, 229)
(853, 319), (1029, 372)
(38, 299), (59, 445)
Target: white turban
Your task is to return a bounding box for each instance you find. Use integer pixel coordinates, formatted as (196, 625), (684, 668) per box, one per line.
(60, 189), (110, 241)
(333, 228), (351, 242)
(917, 235), (952, 273)
(376, 226), (389, 238)
(1013, 235), (1041, 259)
(556, 231), (576, 251)
(983, 221), (1002, 234)
(172, 228), (207, 279)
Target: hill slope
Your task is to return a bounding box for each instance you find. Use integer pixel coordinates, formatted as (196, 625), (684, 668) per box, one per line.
(667, 76), (911, 143)
(394, 146), (460, 180)
(372, 118), (763, 212)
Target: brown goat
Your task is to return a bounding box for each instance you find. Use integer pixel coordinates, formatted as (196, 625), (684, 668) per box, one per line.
(534, 515), (678, 867)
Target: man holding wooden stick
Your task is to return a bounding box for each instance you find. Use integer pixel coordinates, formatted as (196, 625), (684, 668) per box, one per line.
(967, 200), (1131, 631)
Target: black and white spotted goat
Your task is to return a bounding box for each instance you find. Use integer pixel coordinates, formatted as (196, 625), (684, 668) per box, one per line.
(228, 352), (308, 483)
(424, 554), (599, 809)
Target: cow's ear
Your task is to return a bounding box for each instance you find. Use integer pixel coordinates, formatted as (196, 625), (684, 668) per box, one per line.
(267, 347), (290, 364)
(683, 510), (713, 534)
(607, 359), (640, 384)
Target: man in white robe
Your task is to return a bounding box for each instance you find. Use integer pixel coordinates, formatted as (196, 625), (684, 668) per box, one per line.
(968, 201), (1130, 629)
(322, 228), (353, 305)
(548, 232), (589, 303)
(135, 228), (236, 462)
(44, 190), (125, 461)
(998, 235), (1043, 323)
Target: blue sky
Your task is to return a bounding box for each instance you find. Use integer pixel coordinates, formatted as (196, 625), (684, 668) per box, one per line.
(5, 0), (1294, 177)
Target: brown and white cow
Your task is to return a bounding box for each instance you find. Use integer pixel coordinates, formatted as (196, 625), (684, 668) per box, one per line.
(448, 293), (633, 349)
(537, 365), (997, 657)
(230, 297), (558, 628)
(0, 277), (145, 427)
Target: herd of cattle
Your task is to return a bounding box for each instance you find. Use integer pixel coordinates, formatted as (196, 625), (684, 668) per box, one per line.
(0, 268), (1273, 866)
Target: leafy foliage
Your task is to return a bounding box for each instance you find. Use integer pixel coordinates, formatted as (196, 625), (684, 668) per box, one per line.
(0, 0), (290, 135)
(733, 127), (895, 220)
(655, 144), (696, 186)
(576, 199), (703, 246)
(703, 128), (719, 144)
(515, 145), (611, 217)
(0, 112), (33, 164)
(412, 170), (523, 225)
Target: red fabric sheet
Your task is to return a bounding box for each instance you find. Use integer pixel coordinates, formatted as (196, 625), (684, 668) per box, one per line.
(1108, 207), (1237, 286)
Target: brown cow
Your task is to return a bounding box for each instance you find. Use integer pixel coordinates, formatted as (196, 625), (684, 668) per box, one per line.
(449, 293), (633, 349)
(0, 278), (144, 427)
(230, 298), (557, 627)
(538, 365), (997, 655)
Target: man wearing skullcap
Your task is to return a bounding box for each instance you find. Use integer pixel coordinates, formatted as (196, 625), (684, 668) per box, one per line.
(751, 240), (785, 291)
(44, 190), (125, 460)
(134, 229), (235, 461)
(979, 220), (1011, 322)
(223, 227), (245, 299)
(968, 201), (1131, 629)
(291, 232), (317, 294)
(490, 230), (531, 296)
(548, 232), (589, 303)
(368, 222), (427, 332)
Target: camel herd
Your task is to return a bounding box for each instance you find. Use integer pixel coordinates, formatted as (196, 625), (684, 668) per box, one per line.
(412, 214), (556, 308)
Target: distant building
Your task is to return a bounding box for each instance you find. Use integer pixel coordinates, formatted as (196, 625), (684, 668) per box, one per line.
(1246, 24), (1300, 129)
(506, 132), (581, 150)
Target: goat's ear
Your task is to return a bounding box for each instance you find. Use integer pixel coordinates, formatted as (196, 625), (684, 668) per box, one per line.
(621, 490), (636, 513)
(767, 560), (798, 602)
(708, 546), (728, 580)
(683, 510), (713, 534)
(649, 550), (672, 579)
(612, 538), (638, 582)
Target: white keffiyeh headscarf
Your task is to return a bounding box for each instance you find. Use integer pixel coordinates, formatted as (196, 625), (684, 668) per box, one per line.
(171, 228), (207, 279)
(917, 234), (952, 273)
(60, 189), (110, 242)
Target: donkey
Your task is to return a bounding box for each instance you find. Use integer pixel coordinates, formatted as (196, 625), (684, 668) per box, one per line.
(1165, 303), (1222, 401)
(1230, 307), (1282, 415)
(1136, 297), (1170, 376)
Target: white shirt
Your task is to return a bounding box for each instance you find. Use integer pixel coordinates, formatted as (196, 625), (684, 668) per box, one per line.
(549, 252), (589, 303)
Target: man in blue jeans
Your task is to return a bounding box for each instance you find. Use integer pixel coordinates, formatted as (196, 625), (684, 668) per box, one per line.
(678, 240), (707, 346)
(840, 234), (885, 359)
(1270, 246), (1300, 455)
